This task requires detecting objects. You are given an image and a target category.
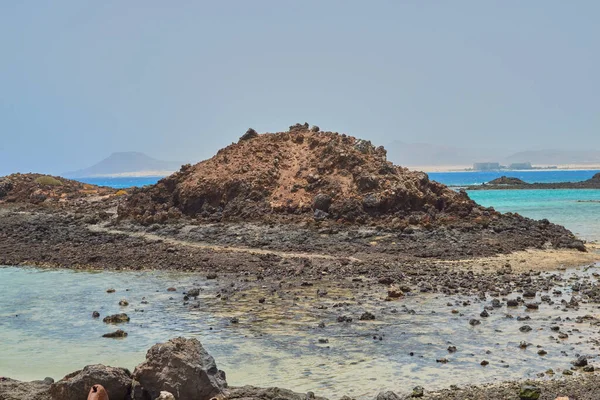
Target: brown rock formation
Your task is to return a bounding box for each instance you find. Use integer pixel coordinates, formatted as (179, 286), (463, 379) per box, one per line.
(0, 173), (116, 205)
(132, 337), (227, 400)
(118, 126), (481, 226)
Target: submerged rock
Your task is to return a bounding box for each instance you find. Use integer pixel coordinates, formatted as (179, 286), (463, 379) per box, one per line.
(572, 356), (588, 367)
(102, 329), (128, 339)
(133, 337), (227, 400)
(102, 313), (130, 324)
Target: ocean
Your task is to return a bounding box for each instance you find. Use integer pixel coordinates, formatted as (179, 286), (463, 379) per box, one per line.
(78, 169), (600, 242)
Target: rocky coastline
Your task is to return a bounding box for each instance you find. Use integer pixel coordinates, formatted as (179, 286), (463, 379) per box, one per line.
(465, 174), (600, 190)
(2, 126), (600, 399)
(3, 337), (600, 400)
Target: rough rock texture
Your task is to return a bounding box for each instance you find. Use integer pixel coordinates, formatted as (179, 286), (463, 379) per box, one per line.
(0, 378), (52, 400)
(116, 127), (583, 252)
(375, 391), (402, 400)
(0, 173), (116, 205)
(117, 127), (480, 226)
(49, 364), (132, 400)
(132, 337), (227, 400)
(228, 386), (327, 400)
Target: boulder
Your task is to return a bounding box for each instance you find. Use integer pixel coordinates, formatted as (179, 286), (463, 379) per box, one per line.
(103, 313), (130, 324)
(49, 364), (132, 400)
(0, 378), (53, 400)
(519, 385), (541, 400)
(239, 128), (258, 141)
(0, 178), (13, 199)
(102, 329), (128, 338)
(375, 391), (401, 400)
(572, 356), (588, 367)
(133, 337), (227, 400)
(228, 386), (327, 400)
(312, 194), (332, 212)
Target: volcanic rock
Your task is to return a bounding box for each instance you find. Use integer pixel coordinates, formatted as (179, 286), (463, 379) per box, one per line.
(132, 337), (227, 400)
(116, 126), (584, 253)
(117, 128), (480, 225)
(103, 313), (130, 324)
(0, 173), (115, 205)
(49, 364), (132, 400)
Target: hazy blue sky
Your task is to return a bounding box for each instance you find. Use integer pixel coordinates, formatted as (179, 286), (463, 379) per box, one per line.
(1, 1), (598, 175)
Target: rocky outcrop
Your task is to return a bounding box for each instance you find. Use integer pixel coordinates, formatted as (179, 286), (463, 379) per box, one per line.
(0, 377), (53, 400)
(0, 173), (116, 205)
(117, 126), (479, 226)
(116, 125), (585, 253)
(132, 337), (227, 400)
(487, 176), (527, 185)
(468, 173), (600, 190)
(49, 364), (132, 400)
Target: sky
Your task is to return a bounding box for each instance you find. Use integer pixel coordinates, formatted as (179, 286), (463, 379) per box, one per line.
(1, 1), (599, 175)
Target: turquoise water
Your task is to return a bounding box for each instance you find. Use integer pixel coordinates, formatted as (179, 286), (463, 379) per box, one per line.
(78, 176), (164, 189)
(468, 189), (600, 242)
(2, 266), (600, 398)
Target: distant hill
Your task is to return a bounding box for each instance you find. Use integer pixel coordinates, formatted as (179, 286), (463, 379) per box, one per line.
(386, 141), (600, 169)
(503, 150), (600, 165)
(63, 152), (182, 178)
(385, 141), (502, 168)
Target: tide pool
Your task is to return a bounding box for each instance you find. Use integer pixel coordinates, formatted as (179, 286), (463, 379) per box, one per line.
(2, 265), (600, 399)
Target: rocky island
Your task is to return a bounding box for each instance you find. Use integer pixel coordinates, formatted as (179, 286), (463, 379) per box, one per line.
(1, 124), (600, 400)
(466, 173), (600, 190)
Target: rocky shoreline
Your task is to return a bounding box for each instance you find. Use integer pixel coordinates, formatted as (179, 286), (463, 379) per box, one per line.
(465, 173), (600, 190)
(2, 127), (600, 399)
(3, 336), (600, 400)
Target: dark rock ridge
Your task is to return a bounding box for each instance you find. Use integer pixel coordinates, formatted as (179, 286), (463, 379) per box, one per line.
(115, 125), (583, 252)
(487, 176), (528, 185)
(467, 173), (600, 190)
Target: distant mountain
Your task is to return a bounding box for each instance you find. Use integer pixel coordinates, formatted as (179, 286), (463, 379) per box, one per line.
(63, 152), (182, 178)
(503, 150), (600, 165)
(386, 141), (600, 169)
(385, 141), (502, 168)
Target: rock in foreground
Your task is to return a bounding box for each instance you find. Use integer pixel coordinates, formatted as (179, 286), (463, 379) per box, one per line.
(132, 337), (227, 400)
(49, 364), (132, 400)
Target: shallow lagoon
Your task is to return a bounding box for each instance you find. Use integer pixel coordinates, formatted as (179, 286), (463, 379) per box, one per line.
(2, 266), (600, 399)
